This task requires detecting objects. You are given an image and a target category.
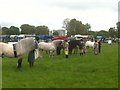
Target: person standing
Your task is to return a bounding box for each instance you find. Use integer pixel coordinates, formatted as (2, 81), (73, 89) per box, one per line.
(94, 40), (99, 55)
(28, 49), (35, 67)
(64, 39), (69, 58)
(98, 40), (102, 53)
(34, 36), (39, 59)
(79, 39), (85, 55)
(56, 42), (62, 55)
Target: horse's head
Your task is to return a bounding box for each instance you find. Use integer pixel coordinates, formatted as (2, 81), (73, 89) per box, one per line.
(34, 40), (39, 49)
(15, 38), (37, 56)
(52, 40), (64, 48)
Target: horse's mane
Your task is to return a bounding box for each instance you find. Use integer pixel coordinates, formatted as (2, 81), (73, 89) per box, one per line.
(52, 40), (63, 47)
(15, 37), (35, 56)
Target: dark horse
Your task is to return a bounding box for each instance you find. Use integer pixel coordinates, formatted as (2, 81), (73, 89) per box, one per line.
(68, 39), (85, 55)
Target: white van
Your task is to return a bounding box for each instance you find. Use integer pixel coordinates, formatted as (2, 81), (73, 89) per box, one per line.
(74, 35), (88, 40)
(17, 35), (25, 41)
(74, 35), (82, 40)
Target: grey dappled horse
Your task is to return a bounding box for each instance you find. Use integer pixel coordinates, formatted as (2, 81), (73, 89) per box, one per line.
(0, 38), (39, 68)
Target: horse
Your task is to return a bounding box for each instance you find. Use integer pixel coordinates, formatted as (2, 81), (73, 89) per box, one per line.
(79, 39), (86, 55)
(38, 40), (64, 57)
(68, 39), (85, 55)
(85, 40), (99, 54)
(68, 40), (79, 54)
(0, 37), (40, 68)
(85, 40), (95, 48)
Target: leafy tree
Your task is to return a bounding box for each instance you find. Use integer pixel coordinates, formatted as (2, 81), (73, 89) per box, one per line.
(1, 26), (20, 35)
(97, 30), (109, 38)
(62, 18), (70, 31)
(20, 24), (36, 34)
(53, 31), (59, 35)
(36, 25), (49, 35)
(63, 18), (91, 36)
(109, 27), (117, 38)
(85, 23), (91, 33)
(1, 27), (9, 35)
(68, 19), (77, 35)
(9, 26), (20, 35)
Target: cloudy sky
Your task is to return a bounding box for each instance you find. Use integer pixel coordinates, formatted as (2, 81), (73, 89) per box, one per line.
(0, 0), (119, 31)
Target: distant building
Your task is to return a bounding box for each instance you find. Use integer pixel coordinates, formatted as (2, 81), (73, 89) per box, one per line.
(52, 29), (66, 36)
(49, 31), (53, 36)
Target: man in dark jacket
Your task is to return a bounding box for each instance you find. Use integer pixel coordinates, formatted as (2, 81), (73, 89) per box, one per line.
(98, 40), (102, 53)
(28, 49), (35, 67)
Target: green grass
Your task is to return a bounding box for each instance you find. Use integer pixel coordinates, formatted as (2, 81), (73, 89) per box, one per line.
(2, 44), (118, 88)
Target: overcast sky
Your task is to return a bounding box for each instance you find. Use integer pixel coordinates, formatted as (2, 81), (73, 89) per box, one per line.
(0, 0), (119, 31)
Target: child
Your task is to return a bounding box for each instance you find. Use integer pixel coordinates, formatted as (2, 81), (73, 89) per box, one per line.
(64, 47), (69, 58)
(64, 39), (69, 58)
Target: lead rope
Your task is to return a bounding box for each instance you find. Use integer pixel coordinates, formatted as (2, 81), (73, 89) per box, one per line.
(13, 44), (17, 57)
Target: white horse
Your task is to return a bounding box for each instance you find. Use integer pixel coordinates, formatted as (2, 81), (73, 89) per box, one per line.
(85, 40), (95, 48)
(0, 38), (40, 68)
(0, 42), (14, 57)
(38, 40), (63, 57)
(85, 40), (98, 54)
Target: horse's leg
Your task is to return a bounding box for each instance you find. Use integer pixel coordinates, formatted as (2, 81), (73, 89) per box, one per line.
(17, 56), (22, 68)
(38, 49), (42, 58)
(46, 50), (49, 54)
(29, 62), (32, 67)
(94, 47), (98, 55)
(53, 50), (56, 56)
(29, 62), (34, 67)
(1, 53), (4, 58)
(83, 49), (85, 54)
(75, 46), (79, 54)
(79, 48), (81, 55)
(85, 46), (88, 53)
(81, 49), (84, 55)
(69, 47), (72, 54)
(74, 48), (76, 54)
(49, 50), (52, 57)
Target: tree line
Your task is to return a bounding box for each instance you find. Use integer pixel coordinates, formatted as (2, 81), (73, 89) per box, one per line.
(0, 18), (119, 38)
(1, 24), (49, 35)
(63, 18), (119, 38)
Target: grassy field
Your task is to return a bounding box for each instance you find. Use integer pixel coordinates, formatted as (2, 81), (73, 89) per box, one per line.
(2, 43), (118, 88)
